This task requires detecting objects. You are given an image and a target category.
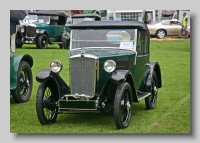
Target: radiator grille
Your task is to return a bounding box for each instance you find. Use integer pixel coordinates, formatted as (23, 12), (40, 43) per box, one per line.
(70, 57), (96, 97)
(26, 26), (36, 37)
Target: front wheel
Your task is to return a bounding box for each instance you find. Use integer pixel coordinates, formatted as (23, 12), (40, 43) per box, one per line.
(11, 61), (33, 103)
(156, 29), (166, 39)
(37, 34), (48, 49)
(145, 71), (158, 109)
(15, 34), (23, 48)
(36, 81), (58, 125)
(114, 82), (133, 129)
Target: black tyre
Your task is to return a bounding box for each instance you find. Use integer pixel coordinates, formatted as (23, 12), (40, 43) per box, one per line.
(36, 42), (40, 48)
(11, 61), (33, 103)
(36, 81), (58, 125)
(145, 71), (158, 109)
(15, 34), (23, 48)
(62, 38), (69, 49)
(37, 34), (48, 49)
(114, 82), (133, 129)
(156, 29), (166, 39)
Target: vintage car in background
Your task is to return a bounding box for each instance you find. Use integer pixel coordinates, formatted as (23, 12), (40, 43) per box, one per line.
(15, 10), (70, 49)
(10, 53), (33, 103)
(147, 19), (190, 39)
(35, 21), (162, 129)
(71, 14), (101, 24)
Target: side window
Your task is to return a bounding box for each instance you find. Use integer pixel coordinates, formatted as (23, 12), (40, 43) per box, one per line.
(162, 21), (170, 25)
(137, 32), (142, 54)
(137, 31), (146, 55)
(144, 35), (149, 53)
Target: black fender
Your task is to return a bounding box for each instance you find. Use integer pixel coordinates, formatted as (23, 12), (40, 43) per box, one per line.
(111, 70), (138, 102)
(145, 61), (162, 88)
(36, 69), (70, 97)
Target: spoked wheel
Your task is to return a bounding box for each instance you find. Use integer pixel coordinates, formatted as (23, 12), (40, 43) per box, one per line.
(15, 34), (23, 48)
(36, 81), (58, 125)
(11, 61), (33, 103)
(145, 71), (158, 109)
(37, 34), (48, 49)
(156, 29), (166, 39)
(114, 82), (133, 129)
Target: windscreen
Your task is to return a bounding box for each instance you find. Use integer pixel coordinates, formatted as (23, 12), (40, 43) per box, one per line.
(71, 29), (136, 50)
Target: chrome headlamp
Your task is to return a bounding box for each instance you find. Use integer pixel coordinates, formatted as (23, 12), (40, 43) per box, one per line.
(104, 60), (116, 73)
(50, 60), (63, 73)
(21, 28), (25, 33)
(36, 29), (40, 33)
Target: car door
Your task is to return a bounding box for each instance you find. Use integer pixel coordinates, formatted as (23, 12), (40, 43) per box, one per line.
(133, 30), (149, 90)
(161, 21), (174, 35)
(171, 21), (182, 35)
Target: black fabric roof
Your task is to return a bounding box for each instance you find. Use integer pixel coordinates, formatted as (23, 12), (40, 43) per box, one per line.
(72, 14), (101, 20)
(69, 21), (149, 31)
(28, 10), (68, 21)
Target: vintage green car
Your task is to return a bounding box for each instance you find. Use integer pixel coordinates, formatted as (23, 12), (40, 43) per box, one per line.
(10, 53), (33, 103)
(35, 21), (162, 129)
(16, 10), (70, 49)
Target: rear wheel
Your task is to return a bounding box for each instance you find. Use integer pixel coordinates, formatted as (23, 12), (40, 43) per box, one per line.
(37, 34), (48, 49)
(114, 82), (133, 129)
(145, 71), (158, 109)
(156, 29), (166, 39)
(11, 61), (33, 103)
(36, 81), (58, 125)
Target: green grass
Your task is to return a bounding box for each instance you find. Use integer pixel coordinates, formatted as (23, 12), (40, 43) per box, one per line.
(10, 40), (190, 133)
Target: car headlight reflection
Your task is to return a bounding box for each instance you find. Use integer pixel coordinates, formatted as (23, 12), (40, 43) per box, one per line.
(104, 60), (116, 73)
(36, 29), (40, 33)
(50, 60), (63, 73)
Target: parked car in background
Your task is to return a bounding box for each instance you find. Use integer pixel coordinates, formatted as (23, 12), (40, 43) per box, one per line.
(71, 14), (101, 24)
(35, 21), (162, 129)
(16, 10), (70, 49)
(10, 53), (33, 103)
(147, 19), (190, 39)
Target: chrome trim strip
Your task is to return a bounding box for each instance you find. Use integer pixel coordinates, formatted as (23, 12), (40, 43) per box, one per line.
(70, 53), (99, 59)
(70, 47), (136, 52)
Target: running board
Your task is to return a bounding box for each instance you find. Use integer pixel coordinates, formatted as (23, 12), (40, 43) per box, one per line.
(137, 91), (151, 101)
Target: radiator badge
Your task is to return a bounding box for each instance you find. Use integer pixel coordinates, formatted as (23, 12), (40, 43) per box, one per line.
(81, 48), (85, 58)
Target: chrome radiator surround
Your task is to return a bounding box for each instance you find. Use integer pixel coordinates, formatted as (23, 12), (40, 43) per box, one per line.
(69, 54), (99, 99)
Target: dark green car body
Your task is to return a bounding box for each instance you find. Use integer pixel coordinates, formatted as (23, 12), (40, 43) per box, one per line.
(16, 10), (70, 49)
(10, 53), (33, 103)
(35, 21), (162, 129)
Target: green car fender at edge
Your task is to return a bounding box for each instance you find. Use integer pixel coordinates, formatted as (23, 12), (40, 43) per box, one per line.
(10, 54), (33, 90)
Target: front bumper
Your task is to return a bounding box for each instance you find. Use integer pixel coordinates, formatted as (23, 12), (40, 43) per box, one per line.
(58, 99), (97, 111)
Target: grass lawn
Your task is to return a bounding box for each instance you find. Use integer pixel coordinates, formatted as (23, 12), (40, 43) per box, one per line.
(10, 40), (190, 133)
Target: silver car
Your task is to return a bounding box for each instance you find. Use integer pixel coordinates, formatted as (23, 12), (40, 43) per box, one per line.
(147, 19), (190, 39)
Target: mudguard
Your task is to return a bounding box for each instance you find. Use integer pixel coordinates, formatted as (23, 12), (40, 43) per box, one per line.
(111, 70), (138, 101)
(36, 69), (70, 96)
(145, 61), (162, 88)
(10, 54), (33, 90)
(111, 70), (130, 85)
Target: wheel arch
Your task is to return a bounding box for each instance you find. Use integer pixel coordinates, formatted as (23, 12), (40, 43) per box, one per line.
(37, 30), (50, 44)
(155, 29), (167, 36)
(149, 61), (162, 88)
(111, 70), (137, 102)
(10, 54), (33, 90)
